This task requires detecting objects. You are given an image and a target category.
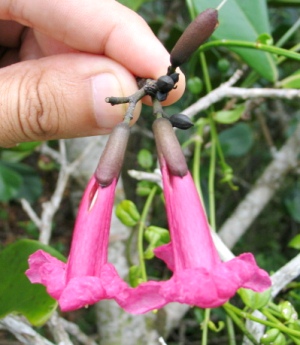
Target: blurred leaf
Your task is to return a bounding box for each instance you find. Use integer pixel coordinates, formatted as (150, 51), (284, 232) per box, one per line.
(137, 149), (153, 169)
(284, 183), (300, 223)
(118, 0), (148, 11)
(9, 142), (41, 152)
(288, 234), (300, 249)
(1, 142), (41, 163)
(279, 70), (300, 88)
(219, 123), (254, 157)
(0, 162), (42, 203)
(214, 104), (245, 124)
(0, 239), (65, 326)
(0, 162), (23, 202)
(194, 0), (278, 81)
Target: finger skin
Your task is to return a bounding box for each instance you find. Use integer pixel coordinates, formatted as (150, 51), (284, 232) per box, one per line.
(0, 53), (140, 147)
(0, 0), (185, 92)
(0, 0), (185, 147)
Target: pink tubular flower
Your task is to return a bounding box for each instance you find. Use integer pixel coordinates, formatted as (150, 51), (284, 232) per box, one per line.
(26, 176), (126, 311)
(115, 118), (271, 314)
(26, 122), (131, 312)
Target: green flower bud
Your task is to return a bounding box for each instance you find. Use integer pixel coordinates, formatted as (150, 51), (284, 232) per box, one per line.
(260, 329), (281, 344)
(217, 58), (230, 73)
(187, 77), (203, 95)
(279, 301), (298, 322)
(116, 200), (140, 227)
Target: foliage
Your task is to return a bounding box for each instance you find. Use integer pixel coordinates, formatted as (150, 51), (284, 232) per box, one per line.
(1, 0), (300, 344)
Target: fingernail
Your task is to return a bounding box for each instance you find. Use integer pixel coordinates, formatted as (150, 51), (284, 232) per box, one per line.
(92, 73), (126, 129)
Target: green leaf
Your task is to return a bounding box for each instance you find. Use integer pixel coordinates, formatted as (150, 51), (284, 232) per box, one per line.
(0, 162), (23, 202)
(214, 104), (245, 124)
(0, 162), (42, 203)
(194, 0), (278, 81)
(137, 149), (153, 169)
(284, 183), (300, 223)
(1, 142), (41, 163)
(117, 0), (146, 11)
(116, 200), (140, 226)
(0, 239), (65, 326)
(219, 123), (254, 157)
(288, 234), (300, 249)
(279, 70), (300, 89)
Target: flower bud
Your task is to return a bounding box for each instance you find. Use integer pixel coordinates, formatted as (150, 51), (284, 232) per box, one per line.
(152, 118), (188, 177)
(169, 113), (194, 130)
(95, 122), (130, 186)
(157, 75), (175, 93)
(170, 8), (218, 68)
(156, 91), (168, 102)
(260, 329), (281, 344)
(115, 200), (140, 227)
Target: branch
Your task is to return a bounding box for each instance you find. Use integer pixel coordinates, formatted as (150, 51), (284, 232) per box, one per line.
(183, 78), (300, 118)
(59, 318), (98, 345)
(47, 312), (73, 345)
(218, 121), (300, 248)
(0, 316), (54, 345)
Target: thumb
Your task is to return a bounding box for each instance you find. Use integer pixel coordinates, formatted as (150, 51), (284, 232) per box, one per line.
(0, 53), (140, 148)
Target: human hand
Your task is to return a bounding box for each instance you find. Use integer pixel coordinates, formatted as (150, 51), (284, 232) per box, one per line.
(0, 0), (185, 148)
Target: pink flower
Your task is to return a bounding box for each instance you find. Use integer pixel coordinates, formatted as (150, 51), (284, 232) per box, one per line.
(115, 119), (271, 314)
(26, 176), (126, 312)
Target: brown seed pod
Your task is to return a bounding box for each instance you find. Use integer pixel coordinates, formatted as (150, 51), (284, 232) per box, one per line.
(169, 113), (194, 130)
(95, 122), (130, 186)
(170, 8), (218, 68)
(152, 118), (188, 177)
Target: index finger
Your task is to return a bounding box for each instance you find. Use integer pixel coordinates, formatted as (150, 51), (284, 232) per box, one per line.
(0, 0), (174, 79)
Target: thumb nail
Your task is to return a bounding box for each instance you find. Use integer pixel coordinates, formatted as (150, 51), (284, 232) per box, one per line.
(92, 73), (126, 129)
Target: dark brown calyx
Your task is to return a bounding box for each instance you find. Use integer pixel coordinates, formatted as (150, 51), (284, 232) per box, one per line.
(169, 113), (194, 130)
(170, 8), (218, 68)
(95, 122), (130, 186)
(152, 118), (188, 177)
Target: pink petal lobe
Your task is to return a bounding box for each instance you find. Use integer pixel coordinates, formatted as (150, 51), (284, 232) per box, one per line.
(59, 276), (105, 311)
(154, 243), (174, 271)
(26, 250), (66, 299)
(115, 281), (167, 314)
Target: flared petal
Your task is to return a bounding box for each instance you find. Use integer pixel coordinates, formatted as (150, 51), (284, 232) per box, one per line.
(26, 250), (126, 311)
(26, 176), (124, 311)
(26, 250), (66, 299)
(115, 281), (167, 314)
(115, 252), (271, 314)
